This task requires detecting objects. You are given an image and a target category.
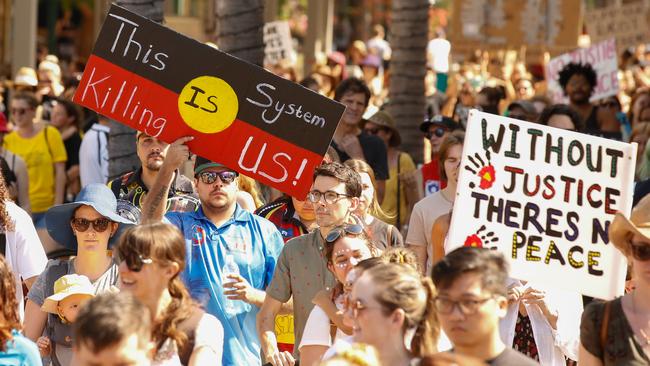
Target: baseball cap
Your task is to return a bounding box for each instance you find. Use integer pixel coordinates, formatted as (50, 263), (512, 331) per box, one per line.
(419, 115), (462, 133)
(193, 155), (236, 176)
(41, 274), (95, 314)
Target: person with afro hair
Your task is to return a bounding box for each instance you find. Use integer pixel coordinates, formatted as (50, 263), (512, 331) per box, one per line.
(558, 62), (620, 138)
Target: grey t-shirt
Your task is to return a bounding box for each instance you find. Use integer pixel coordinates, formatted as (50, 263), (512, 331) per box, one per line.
(28, 258), (119, 365)
(488, 348), (539, 366)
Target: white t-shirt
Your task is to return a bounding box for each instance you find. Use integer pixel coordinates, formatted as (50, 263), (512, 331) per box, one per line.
(79, 123), (110, 186)
(299, 298), (346, 351)
(405, 191), (453, 274)
(427, 38), (451, 73)
(153, 313), (224, 366)
(2, 200), (47, 320)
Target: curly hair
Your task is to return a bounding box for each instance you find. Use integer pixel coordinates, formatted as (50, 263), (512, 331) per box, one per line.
(0, 173), (15, 232)
(116, 223), (198, 353)
(0, 255), (20, 351)
(558, 62), (597, 92)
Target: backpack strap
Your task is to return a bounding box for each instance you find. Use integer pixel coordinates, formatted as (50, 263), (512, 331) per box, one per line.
(599, 300), (612, 352)
(43, 125), (52, 159)
(177, 307), (205, 365)
(45, 260), (74, 347)
(0, 232), (5, 256)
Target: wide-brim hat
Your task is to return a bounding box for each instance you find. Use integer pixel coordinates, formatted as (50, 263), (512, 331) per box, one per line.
(609, 194), (650, 257)
(366, 110), (401, 146)
(41, 274), (95, 314)
(13, 67), (38, 87)
(45, 183), (135, 250)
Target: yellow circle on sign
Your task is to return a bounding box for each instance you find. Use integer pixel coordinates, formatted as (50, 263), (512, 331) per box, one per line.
(177, 76), (238, 134)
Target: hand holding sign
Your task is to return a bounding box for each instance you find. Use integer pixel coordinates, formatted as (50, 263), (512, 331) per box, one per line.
(163, 136), (194, 171)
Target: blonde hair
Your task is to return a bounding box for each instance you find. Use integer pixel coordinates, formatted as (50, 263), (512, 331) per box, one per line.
(237, 175), (265, 209)
(343, 159), (392, 219)
(380, 247), (419, 272)
(364, 263), (439, 358)
(320, 343), (381, 366)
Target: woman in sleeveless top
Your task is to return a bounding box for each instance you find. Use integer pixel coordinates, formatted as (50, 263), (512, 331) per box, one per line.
(579, 195), (650, 365)
(116, 223), (222, 365)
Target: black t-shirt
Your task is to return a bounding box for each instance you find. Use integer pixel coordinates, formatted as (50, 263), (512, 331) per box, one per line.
(64, 132), (82, 170)
(487, 348), (539, 366)
(331, 131), (389, 180)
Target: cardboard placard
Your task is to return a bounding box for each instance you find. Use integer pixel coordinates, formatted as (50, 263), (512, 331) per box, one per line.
(263, 21), (295, 66)
(448, 0), (581, 56)
(546, 39), (619, 103)
(447, 110), (635, 300)
(586, 3), (650, 54)
(73, 5), (344, 198)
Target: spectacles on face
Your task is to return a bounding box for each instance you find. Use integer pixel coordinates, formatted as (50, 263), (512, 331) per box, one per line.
(364, 127), (381, 135)
(198, 171), (237, 185)
(434, 296), (494, 315)
(307, 190), (352, 205)
(348, 299), (383, 318)
(630, 241), (650, 261)
(325, 224), (364, 243)
(10, 107), (30, 116)
(425, 127), (447, 140)
(71, 217), (111, 233)
(116, 249), (153, 272)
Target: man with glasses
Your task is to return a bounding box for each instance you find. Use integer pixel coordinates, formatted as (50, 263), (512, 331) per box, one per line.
(108, 131), (195, 214)
(431, 247), (538, 365)
(141, 139), (284, 365)
(257, 162), (361, 366)
(419, 115), (461, 197)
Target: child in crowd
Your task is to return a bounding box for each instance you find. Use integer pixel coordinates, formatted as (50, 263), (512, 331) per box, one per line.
(36, 274), (95, 357)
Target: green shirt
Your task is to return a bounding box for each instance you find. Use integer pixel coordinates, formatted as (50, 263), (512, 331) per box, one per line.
(266, 229), (337, 358)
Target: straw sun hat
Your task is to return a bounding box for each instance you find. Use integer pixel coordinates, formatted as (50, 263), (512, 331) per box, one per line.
(609, 194), (650, 257)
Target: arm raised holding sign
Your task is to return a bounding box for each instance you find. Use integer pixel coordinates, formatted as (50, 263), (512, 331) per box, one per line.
(141, 136), (193, 223)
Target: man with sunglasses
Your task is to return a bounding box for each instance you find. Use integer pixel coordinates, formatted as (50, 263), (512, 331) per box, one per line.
(432, 247), (538, 365)
(141, 140), (284, 366)
(107, 131), (195, 213)
(419, 115), (461, 197)
(257, 162), (361, 366)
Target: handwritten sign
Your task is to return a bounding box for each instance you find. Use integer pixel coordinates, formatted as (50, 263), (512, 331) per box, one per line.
(546, 39), (619, 103)
(447, 110), (636, 300)
(586, 3), (650, 54)
(264, 21), (295, 66)
(73, 5), (344, 198)
(449, 0), (581, 57)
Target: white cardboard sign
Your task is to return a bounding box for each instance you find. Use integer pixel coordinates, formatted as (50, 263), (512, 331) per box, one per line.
(447, 110), (635, 300)
(546, 39), (619, 104)
(263, 21), (295, 66)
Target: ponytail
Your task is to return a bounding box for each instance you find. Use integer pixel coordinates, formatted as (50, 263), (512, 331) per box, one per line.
(152, 276), (197, 351)
(410, 276), (439, 357)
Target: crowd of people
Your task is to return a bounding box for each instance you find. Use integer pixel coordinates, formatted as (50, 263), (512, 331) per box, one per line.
(0, 21), (648, 366)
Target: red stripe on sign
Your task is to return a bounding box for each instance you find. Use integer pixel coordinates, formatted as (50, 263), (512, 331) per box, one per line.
(191, 120), (323, 199)
(74, 55), (321, 198)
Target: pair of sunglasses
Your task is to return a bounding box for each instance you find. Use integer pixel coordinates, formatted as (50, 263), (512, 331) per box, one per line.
(425, 127), (447, 139)
(325, 224), (364, 243)
(198, 171), (238, 185)
(631, 242), (650, 261)
(116, 249), (153, 272)
(71, 218), (111, 233)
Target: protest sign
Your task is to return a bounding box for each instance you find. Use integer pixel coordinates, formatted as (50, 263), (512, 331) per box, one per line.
(586, 2), (650, 54)
(264, 21), (295, 66)
(447, 110), (636, 300)
(546, 39), (619, 103)
(449, 0), (581, 57)
(73, 5), (344, 198)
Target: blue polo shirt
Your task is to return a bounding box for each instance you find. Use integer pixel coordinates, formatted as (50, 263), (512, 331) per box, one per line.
(166, 204), (283, 365)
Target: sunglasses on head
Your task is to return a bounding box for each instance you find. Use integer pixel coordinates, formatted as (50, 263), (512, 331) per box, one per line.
(116, 249), (153, 272)
(71, 217), (111, 233)
(198, 171), (238, 185)
(630, 242), (650, 261)
(325, 224), (364, 243)
(425, 127), (447, 139)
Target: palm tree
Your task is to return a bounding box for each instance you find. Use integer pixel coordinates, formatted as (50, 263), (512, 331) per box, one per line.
(106, 0), (164, 180)
(385, 0), (429, 164)
(213, 0), (265, 66)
